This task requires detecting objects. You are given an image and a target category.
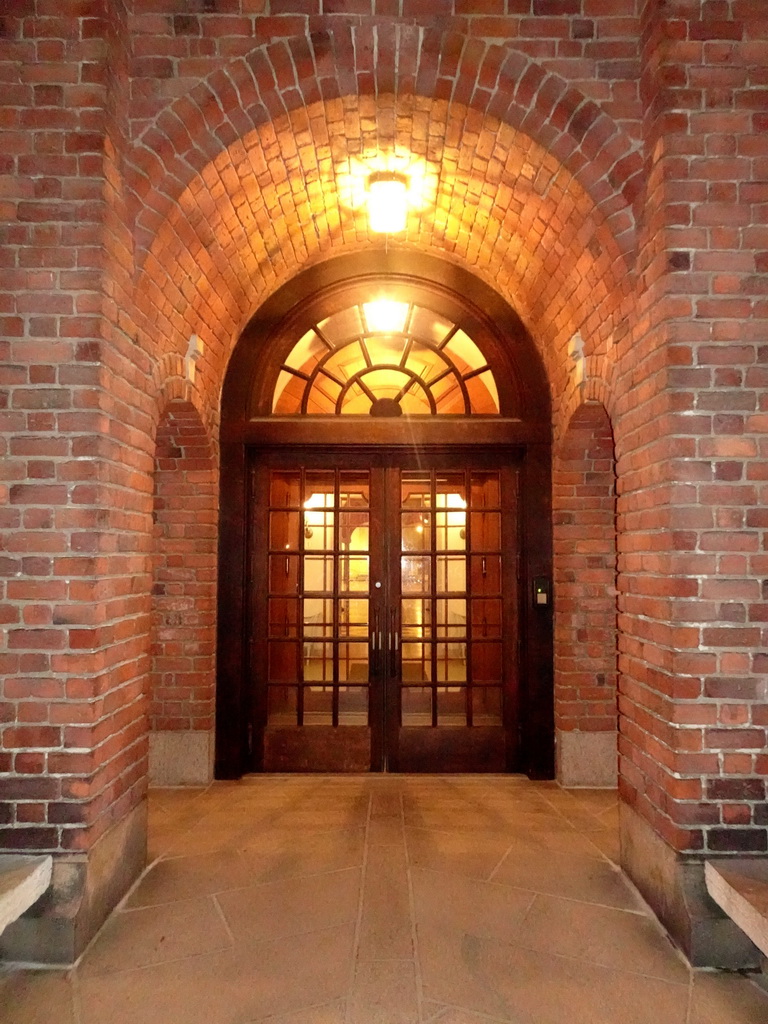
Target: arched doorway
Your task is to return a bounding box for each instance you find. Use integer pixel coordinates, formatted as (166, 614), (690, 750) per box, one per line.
(217, 252), (553, 779)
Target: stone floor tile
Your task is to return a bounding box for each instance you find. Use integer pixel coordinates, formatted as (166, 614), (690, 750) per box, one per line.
(491, 842), (642, 909)
(357, 841), (413, 959)
(78, 924), (355, 1024)
(405, 827), (512, 881)
(79, 895), (232, 976)
(216, 867), (361, 944)
(240, 827), (366, 883)
(689, 971), (768, 1024)
(367, 817), (405, 845)
(125, 849), (254, 909)
(346, 960), (420, 1024)
(0, 969), (75, 1024)
(418, 927), (690, 1024)
(518, 893), (689, 983)
(411, 867), (534, 944)
(244, 1001), (346, 1024)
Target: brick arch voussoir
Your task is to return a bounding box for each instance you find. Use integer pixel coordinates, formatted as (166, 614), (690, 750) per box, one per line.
(126, 27), (639, 267)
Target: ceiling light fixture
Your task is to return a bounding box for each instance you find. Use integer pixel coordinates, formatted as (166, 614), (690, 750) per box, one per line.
(367, 172), (409, 234)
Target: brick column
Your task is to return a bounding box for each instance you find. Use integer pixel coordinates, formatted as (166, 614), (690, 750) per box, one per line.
(618, 0), (768, 966)
(0, 3), (148, 964)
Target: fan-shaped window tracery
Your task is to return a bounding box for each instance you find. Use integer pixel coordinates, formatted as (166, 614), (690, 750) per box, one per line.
(272, 297), (500, 417)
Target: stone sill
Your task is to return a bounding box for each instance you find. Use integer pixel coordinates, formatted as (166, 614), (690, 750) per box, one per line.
(705, 858), (768, 959)
(0, 856), (53, 938)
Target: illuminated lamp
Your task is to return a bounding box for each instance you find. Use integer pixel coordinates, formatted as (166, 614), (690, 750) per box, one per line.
(367, 172), (409, 234)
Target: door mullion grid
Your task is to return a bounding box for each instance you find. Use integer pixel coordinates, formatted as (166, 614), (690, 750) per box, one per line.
(465, 467), (473, 728)
(297, 466), (306, 727)
(430, 470), (438, 728)
(332, 469), (340, 727)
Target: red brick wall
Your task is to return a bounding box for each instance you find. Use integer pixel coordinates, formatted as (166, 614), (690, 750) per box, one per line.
(151, 402), (217, 733)
(554, 402), (617, 735)
(615, 0), (768, 855)
(1, 0), (765, 866)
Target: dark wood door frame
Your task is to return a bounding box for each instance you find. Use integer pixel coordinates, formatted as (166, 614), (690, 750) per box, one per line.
(215, 252), (554, 780)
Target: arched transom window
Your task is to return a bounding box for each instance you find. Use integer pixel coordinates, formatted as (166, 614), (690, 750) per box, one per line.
(272, 297), (500, 416)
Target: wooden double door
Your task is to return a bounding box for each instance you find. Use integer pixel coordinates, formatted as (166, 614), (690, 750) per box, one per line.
(249, 450), (520, 773)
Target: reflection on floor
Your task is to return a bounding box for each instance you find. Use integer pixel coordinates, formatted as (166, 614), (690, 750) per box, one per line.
(2, 776), (768, 1024)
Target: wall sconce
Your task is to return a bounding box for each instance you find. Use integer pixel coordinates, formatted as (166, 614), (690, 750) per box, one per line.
(185, 334), (203, 384)
(367, 172), (409, 234)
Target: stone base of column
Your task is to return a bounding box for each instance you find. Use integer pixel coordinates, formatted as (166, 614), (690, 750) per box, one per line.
(0, 800), (147, 966)
(620, 801), (761, 968)
(556, 729), (617, 787)
(149, 730), (214, 786)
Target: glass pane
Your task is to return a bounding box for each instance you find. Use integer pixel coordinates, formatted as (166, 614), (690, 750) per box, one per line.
(470, 554), (500, 595)
(402, 511), (431, 551)
(401, 472), (431, 509)
(363, 298), (409, 335)
(303, 597), (333, 638)
(465, 370), (499, 414)
(401, 642), (431, 682)
(470, 472), (500, 508)
(270, 471), (301, 508)
(473, 686), (503, 726)
(267, 686), (297, 726)
(432, 373), (465, 414)
(340, 512), (369, 552)
(269, 642), (299, 682)
(339, 598), (368, 637)
(405, 341), (451, 385)
(437, 687), (467, 727)
(306, 373), (342, 414)
(471, 599), (502, 638)
(436, 598), (466, 638)
(339, 686), (369, 725)
(339, 472), (369, 507)
(402, 686), (432, 726)
(284, 329), (326, 373)
(402, 555), (431, 594)
(436, 474), (466, 507)
(472, 642), (502, 683)
(270, 553), (299, 595)
(272, 370), (304, 414)
(408, 306), (453, 345)
(270, 511), (300, 550)
(436, 642), (467, 683)
(269, 598), (299, 638)
(436, 510), (466, 551)
(304, 686), (333, 725)
(319, 306), (364, 345)
(470, 512), (501, 550)
(339, 379), (372, 415)
(399, 384), (432, 415)
(304, 641), (333, 682)
(323, 341), (367, 384)
(304, 508), (334, 551)
(444, 329), (487, 374)
(304, 555), (333, 593)
(304, 471), (335, 504)
(338, 554), (369, 593)
(339, 642), (368, 683)
(365, 336), (407, 367)
(402, 598), (431, 639)
(436, 555), (466, 593)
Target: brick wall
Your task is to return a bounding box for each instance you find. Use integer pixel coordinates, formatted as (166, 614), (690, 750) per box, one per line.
(0, 0), (766, 871)
(151, 401), (216, 733)
(554, 402), (617, 736)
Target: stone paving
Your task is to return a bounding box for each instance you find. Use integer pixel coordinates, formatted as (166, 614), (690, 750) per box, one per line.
(2, 775), (768, 1024)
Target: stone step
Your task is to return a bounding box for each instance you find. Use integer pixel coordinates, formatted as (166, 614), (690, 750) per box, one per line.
(705, 859), (768, 958)
(0, 856), (52, 938)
